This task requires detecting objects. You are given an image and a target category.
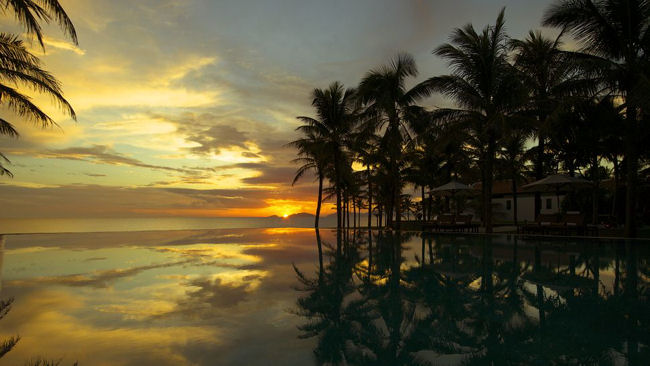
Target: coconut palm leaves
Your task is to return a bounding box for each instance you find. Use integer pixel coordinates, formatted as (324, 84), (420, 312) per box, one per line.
(294, 82), (357, 229)
(0, 33), (75, 127)
(0, 0), (77, 177)
(427, 9), (526, 232)
(357, 53), (433, 229)
(288, 132), (328, 228)
(2, 0), (78, 47)
(543, 0), (650, 237)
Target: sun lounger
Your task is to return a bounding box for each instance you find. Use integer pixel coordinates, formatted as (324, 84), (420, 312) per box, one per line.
(454, 214), (477, 232)
(520, 214), (560, 235)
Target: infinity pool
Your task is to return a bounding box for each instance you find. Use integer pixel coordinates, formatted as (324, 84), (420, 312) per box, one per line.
(0, 229), (648, 365)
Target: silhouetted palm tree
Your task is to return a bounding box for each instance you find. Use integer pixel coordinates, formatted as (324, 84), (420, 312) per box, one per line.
(543, 0), (650, 237)
(510, 30), (589, 219)
(0, 152), (12, 177)
(288, 132), (327, 228)
(428, 9), (526, 232)
(1, 0), (78, 177)
(296, 82), (357, 229)
(2, 0), (78, 47)
(357, 53), (433, 229)
(498, 129), (531, 225)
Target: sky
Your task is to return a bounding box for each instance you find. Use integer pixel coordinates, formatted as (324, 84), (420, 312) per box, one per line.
(0, 0), (558, 219)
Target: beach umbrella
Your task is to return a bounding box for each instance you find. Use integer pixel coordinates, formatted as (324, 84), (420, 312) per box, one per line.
(431, 180), (474, 195)
(431, 180), (475, 214)
(522, 174), (591, 212)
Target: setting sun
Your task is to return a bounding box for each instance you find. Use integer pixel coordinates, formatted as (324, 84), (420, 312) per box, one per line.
(282, 214), (289, 218)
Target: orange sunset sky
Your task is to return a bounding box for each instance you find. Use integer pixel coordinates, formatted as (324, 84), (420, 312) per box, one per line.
(0, 0), (555, 218)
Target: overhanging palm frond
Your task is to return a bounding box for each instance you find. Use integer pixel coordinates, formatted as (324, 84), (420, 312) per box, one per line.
(0, 118), (19, 137)
(0, 32), (76, 136)
(0, 151), (13, 177)
(3, 0), (78, 47)
(0, 83), (55, 127)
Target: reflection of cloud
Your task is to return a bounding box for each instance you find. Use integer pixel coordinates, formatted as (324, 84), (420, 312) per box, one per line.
(155, 244), (265, 264)
(0, 228), (327, 365)
(181, 277), (251, 309)
(0, 289), (218, 366)
(7, 259), (193, 288)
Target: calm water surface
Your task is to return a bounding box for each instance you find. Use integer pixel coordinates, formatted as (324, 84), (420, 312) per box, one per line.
(0, 229), (648, 365)
(0, 217), (326, 234)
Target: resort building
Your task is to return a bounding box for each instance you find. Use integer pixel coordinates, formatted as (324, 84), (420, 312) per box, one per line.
(489, 180), (566, 223)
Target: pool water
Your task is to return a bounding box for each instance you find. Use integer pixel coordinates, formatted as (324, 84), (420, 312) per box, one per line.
(0, 229), (648, 365)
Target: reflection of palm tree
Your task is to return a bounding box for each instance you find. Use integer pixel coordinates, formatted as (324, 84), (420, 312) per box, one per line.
(294, 232), (650, 365)
(0, 298), (18, 359)
(0, 235), (4, 295)
(358, 231), (427, 365)
(294, 231), (373, 365)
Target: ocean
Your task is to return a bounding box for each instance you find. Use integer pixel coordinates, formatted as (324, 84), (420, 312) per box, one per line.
(0, 215), (337, 234)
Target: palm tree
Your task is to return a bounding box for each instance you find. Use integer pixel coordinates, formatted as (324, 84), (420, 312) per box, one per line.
(2, 0), (78, 47)
(428, 9), (525, 232)
(510, 30), (589, 219)
(297, 82), (357, 229)
(350, 129), (380, 229)
(1, 0), (78, 177)
(357, 53), (433, 229)
(498, 129), (530, 226)
(0, 152), (12, 177)
(543, 0), (650, 237)
(288, 132), (327, 228)
(0, 34), (76, 176)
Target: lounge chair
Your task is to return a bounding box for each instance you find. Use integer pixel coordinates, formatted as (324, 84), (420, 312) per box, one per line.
(520, 214), (560, 235)
(560, 212), (586, 235)
(454, 214), (476, 232)
(437, 214), (455, 232)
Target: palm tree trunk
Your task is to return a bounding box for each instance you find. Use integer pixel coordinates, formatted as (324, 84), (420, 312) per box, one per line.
(367, 166), (372, 229)
(336, 189), (342, 229)
(592, 155), (599, 225)
(334, 151), (342, 230)
(511, 176), (518, 226)
(421, 186), (425, 222)
(624, 105), (638, 237)
(534, 132), (546, 220)
(345, 192), (350, 230)
(394, 182), (401, 230)
(353, 198), (357, 230)
(315, 173), (323, 228)
(484, 133), (496, 233)
(612, 156), (619, 218)
(428, 188), (433, 221)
